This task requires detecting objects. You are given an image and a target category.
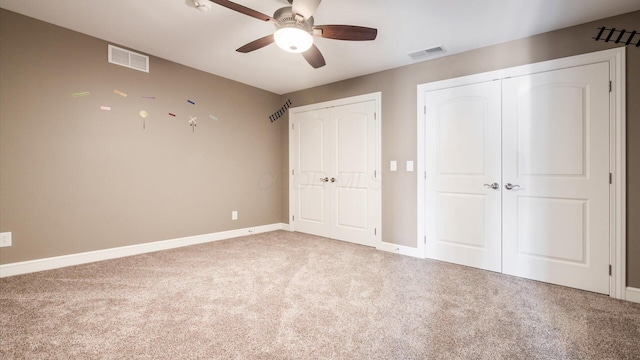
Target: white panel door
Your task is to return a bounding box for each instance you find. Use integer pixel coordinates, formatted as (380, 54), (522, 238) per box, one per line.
(424, 81), (502, 272)
(331, 100), (377, 246)
(292, 100), (378, 247)
(502, 62), (610, 294)
(292, 109), (331, 237)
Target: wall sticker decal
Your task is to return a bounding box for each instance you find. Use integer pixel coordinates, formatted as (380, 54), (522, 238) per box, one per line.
(593, 27), (639, 47)
(71, 84), (220, 132)
(269, 99), (292, 123)
(139, 110), (149, 129)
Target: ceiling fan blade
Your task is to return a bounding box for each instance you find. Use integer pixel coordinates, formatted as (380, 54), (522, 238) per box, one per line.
(302, 44), (326, 68)
(209, 0), (276, 22)
(236, 34), (275, 53)
(292, 0), (322, 20)
(313, 25), (377, 41)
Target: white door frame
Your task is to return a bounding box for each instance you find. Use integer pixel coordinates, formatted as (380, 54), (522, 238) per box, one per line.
(417, 48), (626, 299)
(289, 92), (382, 248)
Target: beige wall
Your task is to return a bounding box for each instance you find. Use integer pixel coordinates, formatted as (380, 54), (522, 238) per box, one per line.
(0, 9), (283, 264)
(282, 11), (640, 287)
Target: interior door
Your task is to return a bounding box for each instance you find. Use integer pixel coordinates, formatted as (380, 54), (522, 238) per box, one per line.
(292, 108), (331, 237)
(292, 99), (378, 247)
(501, 62), (610, 294)
(424, 81), (502, 272)
(331, 100), (377, 246)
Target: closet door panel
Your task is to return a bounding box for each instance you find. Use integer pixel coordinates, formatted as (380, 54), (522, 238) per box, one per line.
(424, 80), (502, 272)
(292, 110), (331, 237)
(502, 62), (610, 294)
(332, 100), (377, 246)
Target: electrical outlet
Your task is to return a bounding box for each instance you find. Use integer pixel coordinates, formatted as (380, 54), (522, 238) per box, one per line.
(232, 211), (238, 220)
(0, 232), (12, 247)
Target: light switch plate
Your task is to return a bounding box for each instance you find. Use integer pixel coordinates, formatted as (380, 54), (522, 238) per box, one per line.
(390, 161), (397, 172)
(0, 232), (12, 247)
(232, 211), (238, 220)
(407, 161), (414, 172)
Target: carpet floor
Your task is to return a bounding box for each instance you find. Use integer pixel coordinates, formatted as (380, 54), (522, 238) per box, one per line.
(1, 230), (639, 359)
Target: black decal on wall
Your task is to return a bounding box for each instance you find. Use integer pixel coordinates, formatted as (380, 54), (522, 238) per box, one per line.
(594, 27), (639, 47)
(269, 99), (293, 123)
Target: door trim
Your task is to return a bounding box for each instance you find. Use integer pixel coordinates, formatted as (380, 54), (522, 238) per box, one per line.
(289, 92), (382, 248)
(417, 48), (626, 299)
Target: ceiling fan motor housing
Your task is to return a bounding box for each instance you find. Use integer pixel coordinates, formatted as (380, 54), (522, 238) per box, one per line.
(273, 7), (314, 32)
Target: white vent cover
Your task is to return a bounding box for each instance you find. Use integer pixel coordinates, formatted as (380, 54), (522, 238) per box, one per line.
(108, 45), (149, 73)
(408, 45), (446, 60)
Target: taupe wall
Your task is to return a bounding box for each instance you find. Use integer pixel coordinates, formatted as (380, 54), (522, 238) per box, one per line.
(0, 9), (283, 264)
(281, 11), (640, 287)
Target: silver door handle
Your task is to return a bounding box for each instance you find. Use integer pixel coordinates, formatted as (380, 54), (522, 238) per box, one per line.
(483, 182), (499, 190)
(330, 178), (336, 183)
(505, 183), (520, 190)
(320, 177), (329, 182)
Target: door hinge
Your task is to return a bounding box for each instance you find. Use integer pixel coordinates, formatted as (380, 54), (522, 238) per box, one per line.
(374, 170), (377, 178)
(609, 172), (612, 184)
(374, 112), (377, 120)
(374, 228), (377, 235)
(292, 169), (295, 176)
(292, 215), (295, 222)
(609, 264), (612, 276)
(424, 236), (426, 244)
(424, 105), (427, 115)
(609, 81), (612, 93)
(424, 172), (427, 180)
(292, 123), (295, 130)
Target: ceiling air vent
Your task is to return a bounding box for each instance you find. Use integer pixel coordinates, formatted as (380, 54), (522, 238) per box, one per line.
(408, 45), (446, 60)
(108, 45), (149, 73)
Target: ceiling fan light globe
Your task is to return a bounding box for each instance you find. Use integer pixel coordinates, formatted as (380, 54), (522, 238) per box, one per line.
(274, 27), (313, 53)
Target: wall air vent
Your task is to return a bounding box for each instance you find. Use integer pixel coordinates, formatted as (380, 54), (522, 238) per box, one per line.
(108, 45), (149, 73)
(408, 45), (446, 60)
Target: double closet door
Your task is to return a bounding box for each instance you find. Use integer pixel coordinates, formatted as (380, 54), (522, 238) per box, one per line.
(290, 98), (378, 247)
(424, 62), (611, 294)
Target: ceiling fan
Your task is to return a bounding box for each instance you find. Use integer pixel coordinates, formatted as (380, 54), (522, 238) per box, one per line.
(207, 0), (378, 68)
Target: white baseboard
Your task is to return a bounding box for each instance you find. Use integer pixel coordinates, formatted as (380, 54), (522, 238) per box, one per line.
(377, 241), (423, 258)
(626, 287), (640, 304)
(280, 223), (291, 232)
(0, 223), (290, 278)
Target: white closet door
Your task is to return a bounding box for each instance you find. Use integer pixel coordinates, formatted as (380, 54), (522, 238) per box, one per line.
(292, 108), (331, 237)
(292, 100), (378, 247)
(424, 81), (502, 272)
(331, 100), (377, 246)
(502, 62), (610, 294)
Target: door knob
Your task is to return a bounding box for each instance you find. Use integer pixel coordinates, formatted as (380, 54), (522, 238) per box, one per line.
(483, 182), (499, 190)
(330, 178), (336, 183)
(320, 177), (329, 182)
(505, 183), (520, 190)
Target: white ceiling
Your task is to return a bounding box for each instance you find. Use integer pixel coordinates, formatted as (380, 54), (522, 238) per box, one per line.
(1, 0), (639, 94)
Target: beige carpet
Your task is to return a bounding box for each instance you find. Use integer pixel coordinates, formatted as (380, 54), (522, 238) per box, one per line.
(1, 230), (639, 359)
